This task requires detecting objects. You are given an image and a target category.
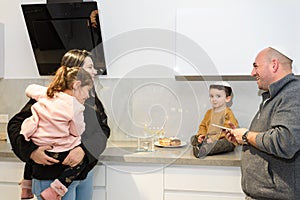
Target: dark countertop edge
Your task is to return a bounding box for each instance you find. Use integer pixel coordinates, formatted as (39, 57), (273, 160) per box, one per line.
(98, 156), (241, 167)
(175, 75), (255, 81)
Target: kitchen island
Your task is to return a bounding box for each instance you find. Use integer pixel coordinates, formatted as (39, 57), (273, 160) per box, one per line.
(0, 141), (244, 200)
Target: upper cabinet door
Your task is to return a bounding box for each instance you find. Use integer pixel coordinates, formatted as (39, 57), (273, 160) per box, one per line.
(0, 23), (3, 78)
(175, 0), (300, 76)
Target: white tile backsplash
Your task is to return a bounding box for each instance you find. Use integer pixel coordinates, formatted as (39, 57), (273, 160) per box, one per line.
(95, 77), (261, 142)
(1, 78), (261, 142)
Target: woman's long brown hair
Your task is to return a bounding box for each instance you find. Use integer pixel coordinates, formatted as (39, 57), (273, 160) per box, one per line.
(60, 49), (91, 68)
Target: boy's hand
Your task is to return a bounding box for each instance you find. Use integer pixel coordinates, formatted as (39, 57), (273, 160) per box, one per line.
(228, 121), (236, 129)
(197, 134), (205, 143)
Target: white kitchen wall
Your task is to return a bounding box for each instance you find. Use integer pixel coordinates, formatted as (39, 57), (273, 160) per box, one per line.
(0, 0), (44, 78)
(0, 0), (287, 141)
(1, 0), (298, 78)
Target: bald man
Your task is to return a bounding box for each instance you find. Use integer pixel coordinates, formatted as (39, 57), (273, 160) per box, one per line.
(226, 47), (300, 200)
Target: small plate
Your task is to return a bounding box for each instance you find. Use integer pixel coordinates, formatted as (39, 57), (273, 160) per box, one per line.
(154, 141), (187, 148)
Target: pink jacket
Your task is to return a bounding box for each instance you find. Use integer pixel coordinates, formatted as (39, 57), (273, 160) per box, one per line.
(20, 84), (85, 152)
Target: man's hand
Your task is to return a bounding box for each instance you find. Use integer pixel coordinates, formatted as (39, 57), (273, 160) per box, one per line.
(62, 146), (85, 167)
(225, 131), (238, 144)
(226, 128), (251, 145)
(30, 146), (59, 165)
(224, 121), (239, 145)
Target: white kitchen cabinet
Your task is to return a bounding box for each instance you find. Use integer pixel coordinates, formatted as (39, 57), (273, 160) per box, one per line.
(164, 165), (244, 200)
(0, 140), (244, 200)
(106, 163), (164, 200)
(175, 3), (300, 76)
(0, 184), (25, 199)
(0, 23), (3, 78)
(93, 165), (106, 200)
(0, 161), (38, 199)
(165, 191), (244, 200)
(0, 161), (244, 200)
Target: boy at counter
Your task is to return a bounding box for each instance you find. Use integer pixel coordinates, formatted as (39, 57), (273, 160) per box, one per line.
(191, 81), (239, 158)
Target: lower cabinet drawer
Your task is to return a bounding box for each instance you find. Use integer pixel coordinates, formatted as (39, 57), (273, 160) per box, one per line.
(93, 187), (106, 200)
(0, 184), (22, 199)
(0, 161), (24, 183)
(164, 165), (243, 194)
(165, 191), (244, 200)
(93, 165), (106, 187)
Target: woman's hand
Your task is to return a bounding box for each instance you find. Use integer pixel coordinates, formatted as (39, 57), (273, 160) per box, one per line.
(30, 146), (59, 165)
(62, 146), (85, 167)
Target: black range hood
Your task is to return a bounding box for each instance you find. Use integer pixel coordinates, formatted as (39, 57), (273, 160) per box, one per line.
(22, 1), (106, 75)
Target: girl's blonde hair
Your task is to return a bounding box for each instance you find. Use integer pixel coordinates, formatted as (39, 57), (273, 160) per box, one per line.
(47, 66), (93, 98)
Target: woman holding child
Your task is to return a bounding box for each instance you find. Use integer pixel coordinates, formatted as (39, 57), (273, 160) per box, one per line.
(8, 49), (110, 200)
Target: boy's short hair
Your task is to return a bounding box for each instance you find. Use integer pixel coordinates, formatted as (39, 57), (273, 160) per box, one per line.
(210, 81), (232, 97)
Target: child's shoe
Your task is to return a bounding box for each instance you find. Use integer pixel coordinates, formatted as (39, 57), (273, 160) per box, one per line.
(19, 179), (34, 199)
(41, 179), (68, 200)
(197, 146), (207, 158)
(40, 187), (61, 200)
(190, 135), (199, 146)
(192, 144), (200, 158)
(21, 188), (34, 199)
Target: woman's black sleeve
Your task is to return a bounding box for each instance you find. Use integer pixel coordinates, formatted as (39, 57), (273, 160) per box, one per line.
(7, 98), (39, 162)
(95, 94), (111, 138)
